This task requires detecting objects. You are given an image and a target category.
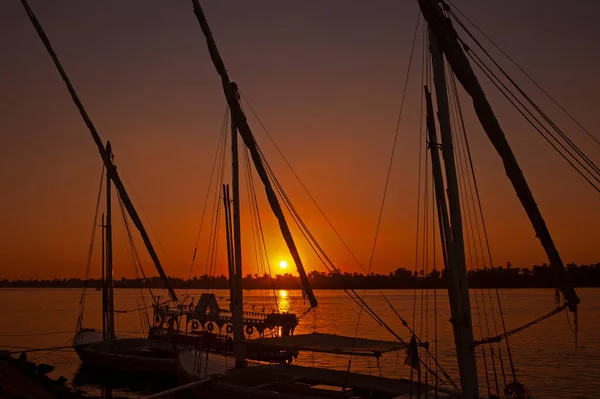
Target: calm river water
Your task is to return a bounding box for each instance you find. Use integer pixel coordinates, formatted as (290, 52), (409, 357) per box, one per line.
(1, 288), (598, 398)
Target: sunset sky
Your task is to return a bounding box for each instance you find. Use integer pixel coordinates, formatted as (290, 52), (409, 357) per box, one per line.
(1, 0), (599, 281)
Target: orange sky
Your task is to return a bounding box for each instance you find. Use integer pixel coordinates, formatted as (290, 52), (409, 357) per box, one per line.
(1, 1), (599, 280)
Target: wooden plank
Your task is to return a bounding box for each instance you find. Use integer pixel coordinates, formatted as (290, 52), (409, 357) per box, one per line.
(279, 365), (413, 395)
(257, 381), (352, 398)
(214, 382), (332, 399)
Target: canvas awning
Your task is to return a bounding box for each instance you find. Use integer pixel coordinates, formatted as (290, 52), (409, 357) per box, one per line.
(246, 332), (425, 357)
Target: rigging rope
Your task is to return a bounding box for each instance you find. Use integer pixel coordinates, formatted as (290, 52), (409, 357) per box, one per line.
(413, 16), (427, 334)
(199, 108), (229, 294)
(239, 97), (437, 337)
(187, 105), (230, 288)
(29, 337), (75, 362)
(242, 145), (278, 311)
(115, 183), (157, 332)
(255, 136), (457, 388)
(116, 190), (155, 302)
(474, 304), (568, 346)
(438, 27), (516, 388)
(465, 44), (600, 192)
(114, 303), (157, 314)
(437, 6), (586, 388)
(237, 34), (459, 389)
(463, 30), (600, 179)
(435, 9), (586, 354)
(229, 17), (461, 387)
(0, 330), (74, 337)
(474, 305), (568, 345)
(444, 62), (501, 395)
(446, 8), (600, 194)
(75, 164), (105, 334)
(445, 0), (600, 149)
(2, 342), (73, 355)
(432, 184), (440, 398)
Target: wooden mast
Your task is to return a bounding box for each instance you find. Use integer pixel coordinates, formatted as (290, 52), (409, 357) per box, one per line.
(191, 0), (318, 308)
(224, 185), (236, 301)
(20, 0), (178, 302)
(428, 29), (479, 393)
(230, 84), (247, 368)
(417, 0), (579, 309)
(105, 142), (116, 340)
(101, 213), (107, 340)
(425, 84), (460, 342)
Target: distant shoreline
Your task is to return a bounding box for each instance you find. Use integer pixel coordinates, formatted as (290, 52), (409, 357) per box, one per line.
(2, 262), (599, 289)
(1, 286), (597, 290)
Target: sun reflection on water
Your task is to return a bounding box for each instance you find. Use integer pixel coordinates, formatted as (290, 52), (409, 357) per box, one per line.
(277, 289), (290, 313)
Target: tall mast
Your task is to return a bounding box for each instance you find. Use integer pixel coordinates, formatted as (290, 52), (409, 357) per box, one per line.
(105, 142), (116, 340)
(191, 0), (318, 308)
(417, 0), (579, 309)
(224, 187), (236, 299)
(425, 85), (457, 334)
(427, 43), (479, 397)
(101, 213), (107, 340)
(223, 185), (246, 368)
(230, 84), (247, 368)
(21, 0), (178, 302)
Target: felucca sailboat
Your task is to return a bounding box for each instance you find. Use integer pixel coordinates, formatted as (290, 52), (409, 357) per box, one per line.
(157, 0), (586, 397)
(72, 143), (178, 374)
(20, 0), (182, 375)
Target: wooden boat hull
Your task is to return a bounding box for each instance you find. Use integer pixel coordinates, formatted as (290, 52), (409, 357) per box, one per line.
(180, 363), (460, 399)
(150, 327), (296, 364)
(175, 350), (235, 397)
(175, 353), (204, 398)
(75, 337), (177, 374)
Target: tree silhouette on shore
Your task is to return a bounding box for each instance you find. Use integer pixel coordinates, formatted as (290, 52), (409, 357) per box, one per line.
(2, 262), (599, 289)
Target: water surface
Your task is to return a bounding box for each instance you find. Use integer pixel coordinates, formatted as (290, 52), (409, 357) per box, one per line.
(0, 288), (597, 398)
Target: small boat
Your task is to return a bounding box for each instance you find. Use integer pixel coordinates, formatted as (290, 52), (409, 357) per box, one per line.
(69, 142), (179, 374)
(75, 338), (178, 374)
(19, 1), (183, 376)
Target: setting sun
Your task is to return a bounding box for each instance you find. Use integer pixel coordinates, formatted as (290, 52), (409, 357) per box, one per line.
(279, 260), (288, 269)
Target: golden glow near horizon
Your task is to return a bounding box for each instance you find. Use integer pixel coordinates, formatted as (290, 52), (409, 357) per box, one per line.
(279, 260), (288, 270)
(2, 2), (600, 281)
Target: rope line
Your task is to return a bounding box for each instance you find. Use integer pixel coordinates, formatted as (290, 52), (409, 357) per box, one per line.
(255, 136), (457, 389)
(75, 164), (105, 335)
(349, 11), (422, 385)
(0, 330), (74, 337)
(187, 105), (230, 285)
(446, 0), (600, 148)
(445, 63), (502, 395)
(474, 305), (567, 346)
(463, 39), (600, 188)
(1, 344), (74, 354)
(238, 21), (457, 389)
(446, 8), (600, 194)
